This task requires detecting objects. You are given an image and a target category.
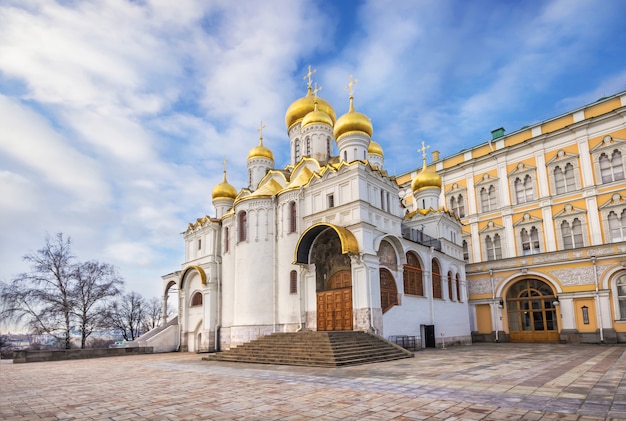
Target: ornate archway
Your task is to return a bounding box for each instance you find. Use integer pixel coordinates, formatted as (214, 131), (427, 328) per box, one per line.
(505, 279), (559, 342)
(306, 226), (354, 331)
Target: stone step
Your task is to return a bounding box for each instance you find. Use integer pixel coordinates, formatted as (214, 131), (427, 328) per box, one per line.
(204, 331), (413, 367)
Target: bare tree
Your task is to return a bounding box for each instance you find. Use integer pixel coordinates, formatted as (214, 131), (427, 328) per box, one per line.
(0, 234), (76, 349)
(141, 296), (163, 332)
(73, 261), (123, 348)
(0, 233), (126, 349)
(106, 292), (145, 341)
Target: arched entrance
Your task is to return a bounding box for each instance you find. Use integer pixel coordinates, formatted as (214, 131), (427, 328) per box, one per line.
(306, 226), (353, 331)
(506, 279), (559, 342)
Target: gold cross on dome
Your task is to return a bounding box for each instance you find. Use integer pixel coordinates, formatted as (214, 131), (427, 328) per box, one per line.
(257, 121), (266, 140)
(312, 82), (322, 97)
(345, 74), (358, 97)
(303, 65), (317, 88)
(222, 158), (228, 174)
(418, 141), (430, 164)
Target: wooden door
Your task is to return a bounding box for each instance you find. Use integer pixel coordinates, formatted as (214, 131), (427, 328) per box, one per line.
(316, 288), (353, 331)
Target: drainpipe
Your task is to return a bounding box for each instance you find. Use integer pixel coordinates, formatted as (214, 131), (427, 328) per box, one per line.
(490, 269), (499, 342)
(591, 256), (604, 343)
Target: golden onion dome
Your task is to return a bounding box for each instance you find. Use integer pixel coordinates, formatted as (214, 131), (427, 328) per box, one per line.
(411, 159), (442, 192)
(301, 101), (333, 129)
(247, 137), (274, 161)
(212, 171), (237, 201)
(368, 140), (383, 156)
(333, 96), (373, 140)
(285, 86), (336, 130)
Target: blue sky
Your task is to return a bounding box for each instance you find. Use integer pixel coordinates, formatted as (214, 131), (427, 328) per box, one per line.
(1, 0), (626, 301)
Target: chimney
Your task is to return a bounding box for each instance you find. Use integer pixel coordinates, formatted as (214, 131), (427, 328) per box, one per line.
(432, 150), (440, 161)
(491, 127), (505, 140)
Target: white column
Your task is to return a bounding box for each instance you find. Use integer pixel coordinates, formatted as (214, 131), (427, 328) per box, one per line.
(502, 213), (515, 258)
(541, 204), (557, 252)
(578, 136), (595, 188)
(586, 196), (603, 245)
(535, 153), (550, 198)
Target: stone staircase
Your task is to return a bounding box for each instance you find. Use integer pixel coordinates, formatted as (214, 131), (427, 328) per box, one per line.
(203, 331), (414, 367)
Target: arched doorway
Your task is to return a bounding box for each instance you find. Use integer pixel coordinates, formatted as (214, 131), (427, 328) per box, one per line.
(506, 279), (559, 342)
(310, 228), (353, 331)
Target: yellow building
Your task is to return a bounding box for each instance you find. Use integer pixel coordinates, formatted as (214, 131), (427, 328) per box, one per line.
(397, 90), (626, 343)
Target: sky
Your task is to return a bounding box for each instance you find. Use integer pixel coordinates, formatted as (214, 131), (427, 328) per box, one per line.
(1, 0), (626, 302)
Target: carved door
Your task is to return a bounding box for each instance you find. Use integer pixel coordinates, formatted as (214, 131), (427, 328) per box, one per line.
(317, 271), (353, 331)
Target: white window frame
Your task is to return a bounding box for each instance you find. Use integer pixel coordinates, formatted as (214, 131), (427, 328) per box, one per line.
(476, 174), (499, 213)
(554, 204), (588, 250)
(509, 163), (537, 205)
(514, 213), (544, 257)
(546, 149), (581, 196)
(591, 135), (626, 185)
(446, 183), (467, 218)
(599, 193), (626, 243)
(479, 221), (505, 261)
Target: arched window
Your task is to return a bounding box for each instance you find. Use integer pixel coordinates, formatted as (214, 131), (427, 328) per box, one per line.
(403, 252), (423, 296)
(462, 240), (469, 263)
(617, 274), (626, 320)
(600, 150), (625, 183)
(554, 166), (565, 194)
(289, 201), (297, 233)
(224, 227), (229, 252)
(456, 273), (462, 302)
(561, 218), (584, 249)
(295, 139), (300, 162)
(238, 211), (247, 243)
(485, 234), (502, 261)
(608, 210), (626, 242)
(480, 185), (497, 212)
(343, 150), (347, 161)
(457, 194), (465, 217)
(432, 259), (442, 299)
(450, 196), (457, 212)
(306, 138), (311, 156)
(191, 292), (203, 307)
(521, 227), (540, 255)
(289, 270), (297, 294)
(448, 271), (454, 301)
(515, 175), (534, 204)
(326, 138), (331, 157)
(380, 268), (398, 313)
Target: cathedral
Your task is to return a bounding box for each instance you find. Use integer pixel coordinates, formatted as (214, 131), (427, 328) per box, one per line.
(141, 73), (626, 353)
(152, 72), (471, 352)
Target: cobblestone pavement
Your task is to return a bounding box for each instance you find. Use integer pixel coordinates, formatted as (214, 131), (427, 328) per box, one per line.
(1, 343), (626, 420)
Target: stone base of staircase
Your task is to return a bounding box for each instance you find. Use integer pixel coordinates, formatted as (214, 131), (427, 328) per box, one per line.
(203, 331), (414, 367)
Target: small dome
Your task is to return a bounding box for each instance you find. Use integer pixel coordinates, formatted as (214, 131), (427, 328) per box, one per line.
(301, 101), (333, 129)
(411, 164), (442, 192)
(247, 138), (274, 161)
(285, 87), (336, 130)
(368, 140), (383, 156)
(333, 97), (373, 140)
(212, 171), (237, 201)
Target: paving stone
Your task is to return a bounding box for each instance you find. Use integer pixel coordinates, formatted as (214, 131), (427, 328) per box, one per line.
(1, 343), (625, 420)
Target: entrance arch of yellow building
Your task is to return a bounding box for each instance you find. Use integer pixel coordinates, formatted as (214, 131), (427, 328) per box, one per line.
(502, 277), (561, 343)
